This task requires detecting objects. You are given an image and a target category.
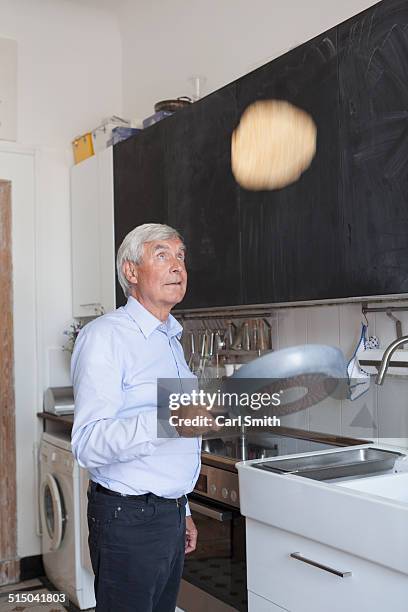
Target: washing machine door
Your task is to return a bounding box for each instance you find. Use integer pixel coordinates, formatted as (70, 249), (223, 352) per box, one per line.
(40, 473), (66, 551)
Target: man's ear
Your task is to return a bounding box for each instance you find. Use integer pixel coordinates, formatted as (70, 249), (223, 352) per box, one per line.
(123, 260), (138, 284)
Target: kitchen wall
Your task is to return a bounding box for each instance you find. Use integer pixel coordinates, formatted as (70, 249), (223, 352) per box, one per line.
(273, 300), (408, 448)
(0, 0), (122, 558)
(118, 0), (380, 122)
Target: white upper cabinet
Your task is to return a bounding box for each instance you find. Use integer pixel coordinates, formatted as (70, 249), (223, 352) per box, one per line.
(70, 147), (115, 318)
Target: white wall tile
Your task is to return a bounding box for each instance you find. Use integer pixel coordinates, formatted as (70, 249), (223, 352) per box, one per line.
(307, 306), (342, 434)
(308, 397), (341, 435)
(307, 305), (339, 345)
(276, 307), (307, 349)
(377, 378), (408, 443)
(341, 386), (378, 443)
(371, 300), (408, 450)
(275, 307), (309, 429)
(278, 407), (308, 430)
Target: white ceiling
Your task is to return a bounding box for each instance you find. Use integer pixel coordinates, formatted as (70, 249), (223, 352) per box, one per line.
(64, 0), (126, 13)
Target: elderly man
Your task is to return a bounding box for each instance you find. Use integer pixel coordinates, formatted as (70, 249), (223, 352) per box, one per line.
(71, 223), (203, 612)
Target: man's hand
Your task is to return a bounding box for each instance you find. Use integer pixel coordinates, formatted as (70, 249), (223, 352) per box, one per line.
(185, 516), (198, 554)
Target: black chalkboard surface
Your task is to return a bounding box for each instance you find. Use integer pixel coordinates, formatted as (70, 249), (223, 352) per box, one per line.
(237, 28), (344, 304)
(338, 0), (408, 299)
(113, 122), (168, 306)
(114, 0), (408, 310)
(164, 85), (241, 309)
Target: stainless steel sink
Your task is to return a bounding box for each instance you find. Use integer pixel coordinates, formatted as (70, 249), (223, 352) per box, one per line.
(201, 432), (336, 462)
(253, 447), (404, 480)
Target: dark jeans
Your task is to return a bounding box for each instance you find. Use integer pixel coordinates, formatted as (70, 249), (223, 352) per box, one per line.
(87, 482), (186, 612)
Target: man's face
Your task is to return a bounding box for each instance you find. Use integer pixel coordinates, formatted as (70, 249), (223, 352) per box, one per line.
(126, 238), (187, 309)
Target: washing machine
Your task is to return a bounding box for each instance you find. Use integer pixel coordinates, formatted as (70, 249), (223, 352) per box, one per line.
(39, 432), (95, 609)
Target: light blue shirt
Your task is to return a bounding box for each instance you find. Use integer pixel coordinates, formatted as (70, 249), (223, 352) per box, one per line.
(71, 296), (201, 515)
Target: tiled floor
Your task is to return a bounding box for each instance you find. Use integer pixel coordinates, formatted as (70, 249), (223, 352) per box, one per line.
(0, 578), (94, 612)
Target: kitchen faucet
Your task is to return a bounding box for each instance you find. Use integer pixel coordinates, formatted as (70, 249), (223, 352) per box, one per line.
(376, 335), (408, 385)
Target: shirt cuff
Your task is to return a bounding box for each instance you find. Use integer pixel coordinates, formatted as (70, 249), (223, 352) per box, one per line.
(185, 499), (191, 516)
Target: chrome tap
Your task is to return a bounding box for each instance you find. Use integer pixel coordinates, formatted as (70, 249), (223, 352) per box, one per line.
(376, 335), (408, 385)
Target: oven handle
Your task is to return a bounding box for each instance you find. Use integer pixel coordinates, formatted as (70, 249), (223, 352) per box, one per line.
(189, 500), (233, 522)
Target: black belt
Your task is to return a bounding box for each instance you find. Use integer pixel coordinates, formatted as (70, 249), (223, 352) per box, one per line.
(92, 482), (186, 506)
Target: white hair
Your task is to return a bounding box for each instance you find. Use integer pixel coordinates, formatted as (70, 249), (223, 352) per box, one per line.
(116, 223), (183, 297)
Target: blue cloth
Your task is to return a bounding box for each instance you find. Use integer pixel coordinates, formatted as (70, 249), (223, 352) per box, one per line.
(71, 296), (201, 515)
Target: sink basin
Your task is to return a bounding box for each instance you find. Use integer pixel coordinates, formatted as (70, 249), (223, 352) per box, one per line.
(336, 471), (408, 504)
(252, 447), (403, 480)
(201, 431), (335, 461)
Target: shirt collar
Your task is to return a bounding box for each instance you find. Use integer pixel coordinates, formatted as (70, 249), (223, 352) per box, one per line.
(124, 296), (183, 339)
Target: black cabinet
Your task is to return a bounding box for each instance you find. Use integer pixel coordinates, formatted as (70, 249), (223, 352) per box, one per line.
(338, 0), (408, 298)
(164, 86), (241, 309)
(236, 30), (344, 303)
(114, 0), (408, 309)
(113, 86), (241, 310)
(113, 123), (167, 307)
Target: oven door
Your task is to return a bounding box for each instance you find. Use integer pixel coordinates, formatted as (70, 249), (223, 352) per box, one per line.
(179, 494), (247, 612)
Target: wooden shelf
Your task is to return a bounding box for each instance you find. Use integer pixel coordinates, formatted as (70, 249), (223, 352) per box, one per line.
(37, 411), (73, 437)
(37, 411), (73, 425)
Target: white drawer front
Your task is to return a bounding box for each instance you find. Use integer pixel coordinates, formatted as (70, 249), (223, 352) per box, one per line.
(247, 520), (408, 612)
(248, 591), (289, 611)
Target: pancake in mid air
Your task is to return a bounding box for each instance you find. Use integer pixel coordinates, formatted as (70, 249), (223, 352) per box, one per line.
(231, 99), (317, 191)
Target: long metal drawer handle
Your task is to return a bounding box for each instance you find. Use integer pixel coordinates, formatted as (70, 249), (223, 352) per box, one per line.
(189, 500), (232, 522)
(290, 552), (352, 578)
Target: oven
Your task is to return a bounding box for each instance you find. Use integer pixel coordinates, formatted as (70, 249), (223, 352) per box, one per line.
(179, 464), (247, 612)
